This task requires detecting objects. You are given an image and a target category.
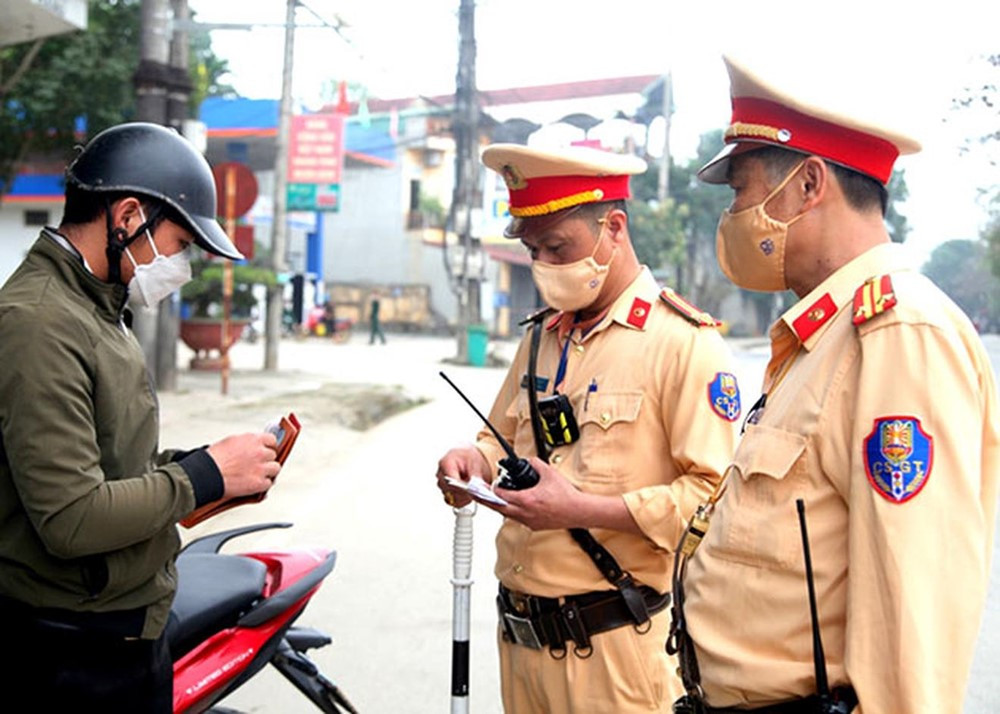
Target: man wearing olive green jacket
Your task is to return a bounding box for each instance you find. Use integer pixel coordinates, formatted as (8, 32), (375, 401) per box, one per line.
(0, 123), (281, 712)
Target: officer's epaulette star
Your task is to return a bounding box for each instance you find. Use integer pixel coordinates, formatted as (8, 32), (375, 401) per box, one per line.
(659, 288), (720, 327)
(852, 274), (897, 326)
(518, 306), (556, 327)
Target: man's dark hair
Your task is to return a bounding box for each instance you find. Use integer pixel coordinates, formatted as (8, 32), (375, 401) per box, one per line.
(60, 183), (186, 232)
(750, 146), (888, 217)
(577, 199), (628, 233)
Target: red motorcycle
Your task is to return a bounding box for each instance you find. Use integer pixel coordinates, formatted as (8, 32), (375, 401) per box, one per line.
(169, 522), (357, 713)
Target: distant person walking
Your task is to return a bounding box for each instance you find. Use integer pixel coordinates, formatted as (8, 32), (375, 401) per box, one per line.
(369, 291), (386, 344)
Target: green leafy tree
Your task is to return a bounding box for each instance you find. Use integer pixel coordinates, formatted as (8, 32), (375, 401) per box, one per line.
(885, 169), (911, 243)
(627, 192), (687, 277)
(0, 1), (233, 194)
(0, 0), (142, 193)
(188, 23), (236, 115)
(923, 239), (1000, 330)
(667, 130), (741, 317)
(985, 200), (1000, 280)
(952, 53), (999, 278)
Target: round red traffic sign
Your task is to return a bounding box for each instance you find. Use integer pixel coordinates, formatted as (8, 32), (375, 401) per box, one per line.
(212, 161), (258, 219)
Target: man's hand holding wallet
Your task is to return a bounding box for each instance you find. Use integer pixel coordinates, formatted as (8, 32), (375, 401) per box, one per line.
(182, 413), (301, 528)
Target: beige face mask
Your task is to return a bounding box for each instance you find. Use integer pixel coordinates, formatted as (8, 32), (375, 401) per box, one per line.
(531, 221), (617, 312)
(715, 161), (806, 292)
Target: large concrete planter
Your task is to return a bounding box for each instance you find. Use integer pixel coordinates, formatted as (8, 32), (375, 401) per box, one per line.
(179, 318), (249, 370)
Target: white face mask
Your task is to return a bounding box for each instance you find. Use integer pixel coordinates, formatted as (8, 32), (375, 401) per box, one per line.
(125, 208), (192, 310)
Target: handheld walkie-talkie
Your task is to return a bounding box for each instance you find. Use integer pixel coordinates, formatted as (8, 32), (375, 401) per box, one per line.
(439, 371), (539, 490)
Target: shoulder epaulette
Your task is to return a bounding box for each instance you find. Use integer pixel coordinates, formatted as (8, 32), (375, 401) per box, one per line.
(659, 288), (720, 327)
(852, 274), (897, 326)
(518, 306), (556, 327)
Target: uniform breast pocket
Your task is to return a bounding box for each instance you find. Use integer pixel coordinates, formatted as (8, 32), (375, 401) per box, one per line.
(504, 392), (539, 460)
(577, 390), (643, 485)
(708, 425), (807, 570)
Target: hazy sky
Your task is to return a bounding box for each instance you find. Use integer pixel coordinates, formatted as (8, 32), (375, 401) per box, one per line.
(188, 0), (998, 264)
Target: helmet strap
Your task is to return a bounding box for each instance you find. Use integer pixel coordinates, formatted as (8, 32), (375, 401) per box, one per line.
(103, 196), (162, 285)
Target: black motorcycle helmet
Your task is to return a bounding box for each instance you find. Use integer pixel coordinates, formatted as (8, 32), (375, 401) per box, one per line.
(65, 122), (243, 261)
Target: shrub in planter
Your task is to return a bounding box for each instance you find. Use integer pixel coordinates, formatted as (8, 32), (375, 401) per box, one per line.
(181, 261), (276, 318)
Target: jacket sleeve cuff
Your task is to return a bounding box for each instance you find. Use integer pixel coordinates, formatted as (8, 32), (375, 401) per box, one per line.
(176, 448), (225, 507)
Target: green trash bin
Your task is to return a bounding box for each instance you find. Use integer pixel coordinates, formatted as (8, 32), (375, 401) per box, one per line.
(466, 323), (489, 367)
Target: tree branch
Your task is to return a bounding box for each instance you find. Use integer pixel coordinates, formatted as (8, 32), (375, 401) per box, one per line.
(0, 39), (45, 96)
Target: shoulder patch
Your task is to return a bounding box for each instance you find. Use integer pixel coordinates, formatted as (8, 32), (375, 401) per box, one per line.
(707, 372), (742, 422)
(659, 288), (720, 327)
(853, 275), (896, 326)
(626, 296), (652, 329)
(863, 416), (933, 504)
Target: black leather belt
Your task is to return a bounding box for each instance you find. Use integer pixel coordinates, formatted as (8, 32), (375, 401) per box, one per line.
(684, 686), (858, 714)
(498, 584), (670, 655)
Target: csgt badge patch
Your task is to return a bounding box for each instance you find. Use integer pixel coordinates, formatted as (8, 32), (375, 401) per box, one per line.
(708, 372), (741, 422)
(863, 416), (933, 504)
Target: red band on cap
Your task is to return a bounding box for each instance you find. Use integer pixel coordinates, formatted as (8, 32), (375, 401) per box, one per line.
(508, 174), (632, 217)
(729, 97), (899, 184)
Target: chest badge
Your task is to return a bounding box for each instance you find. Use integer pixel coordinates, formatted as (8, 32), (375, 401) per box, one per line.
(863, 416), (933, 504)
(708, 372), (742, 422)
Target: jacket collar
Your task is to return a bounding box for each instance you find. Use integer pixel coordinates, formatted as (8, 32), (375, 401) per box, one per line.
(35, 231), (128, 321)
(776, 242), (913, 350)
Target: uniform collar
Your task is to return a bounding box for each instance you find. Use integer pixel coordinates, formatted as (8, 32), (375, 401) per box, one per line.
(549, 267), (659, 339)
(777, 242), (913, 350)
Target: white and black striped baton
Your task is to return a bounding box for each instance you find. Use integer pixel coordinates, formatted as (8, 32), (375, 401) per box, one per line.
(450, 501), (476, 713)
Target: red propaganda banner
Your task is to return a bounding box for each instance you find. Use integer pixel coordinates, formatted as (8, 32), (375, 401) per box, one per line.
(287, 114), (345, 185)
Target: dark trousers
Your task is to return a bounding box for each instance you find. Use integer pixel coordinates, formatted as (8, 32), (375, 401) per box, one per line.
(3, 612), (173, 713)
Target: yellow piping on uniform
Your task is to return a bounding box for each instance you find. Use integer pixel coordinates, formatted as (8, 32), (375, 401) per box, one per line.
(509, 189), (605, 217)
(725, 122), (783, 142)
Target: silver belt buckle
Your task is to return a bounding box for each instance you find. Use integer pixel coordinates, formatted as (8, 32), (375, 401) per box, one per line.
(503, 612), (543, 649)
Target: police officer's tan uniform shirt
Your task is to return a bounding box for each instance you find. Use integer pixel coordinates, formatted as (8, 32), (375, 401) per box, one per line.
(476, 267), (738, 597)
(684, 243), (1000, 713)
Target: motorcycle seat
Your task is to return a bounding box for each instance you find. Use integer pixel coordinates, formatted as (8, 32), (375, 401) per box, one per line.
(168, 552), (268, 659)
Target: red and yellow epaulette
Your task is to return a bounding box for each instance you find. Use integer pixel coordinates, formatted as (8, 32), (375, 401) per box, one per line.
(659, 288), (720, 327)
(852, 274), (897, 326)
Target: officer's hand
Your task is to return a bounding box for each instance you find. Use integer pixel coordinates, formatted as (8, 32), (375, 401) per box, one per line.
(208, 432), (281, 499)
(435, 445), (490, 508)
(496, 457), (586, 530)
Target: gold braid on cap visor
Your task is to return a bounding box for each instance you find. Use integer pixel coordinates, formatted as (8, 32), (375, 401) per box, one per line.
(725, 121), (786, 143)
(509, 188), (606, 217)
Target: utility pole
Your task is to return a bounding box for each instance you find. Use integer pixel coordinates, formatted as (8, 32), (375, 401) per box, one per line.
(264, 0), (296, 371)
(450, 0), (481, 363)
(151, 0), (193, 392)
(133, 0), (171, 386)
(657, 71), (672, 202)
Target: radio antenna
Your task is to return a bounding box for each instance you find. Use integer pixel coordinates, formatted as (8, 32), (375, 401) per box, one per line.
(439, 371), (518, 461)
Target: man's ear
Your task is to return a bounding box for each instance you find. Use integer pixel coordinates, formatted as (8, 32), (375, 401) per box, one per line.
(109, 196), (143, 232)
(799, 156), (828, 212)
(604, 208), (629, 244)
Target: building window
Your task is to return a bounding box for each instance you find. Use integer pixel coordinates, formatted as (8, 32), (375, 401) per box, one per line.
(24, 210), (50, 227)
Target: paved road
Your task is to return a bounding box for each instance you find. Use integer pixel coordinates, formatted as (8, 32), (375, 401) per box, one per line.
(159, 332), (1000, 713)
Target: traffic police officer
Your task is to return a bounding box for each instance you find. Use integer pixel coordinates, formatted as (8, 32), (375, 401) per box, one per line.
(672, 57), (1000, 713)
(437, 143), (740, 712)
